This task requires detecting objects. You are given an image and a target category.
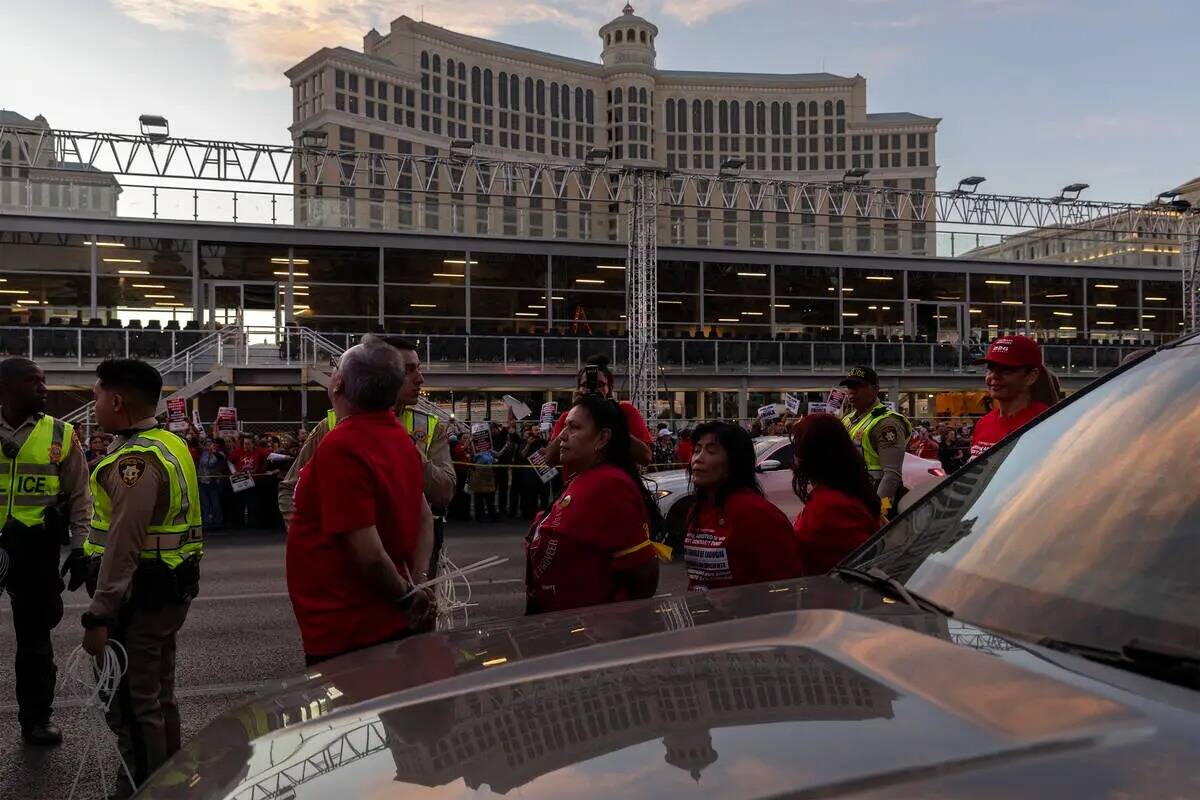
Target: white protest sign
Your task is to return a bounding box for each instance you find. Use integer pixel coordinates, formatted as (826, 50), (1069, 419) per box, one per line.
(808, 402), (831, 415)
(528, 448), (559, 485)
(783, 393), (801, 415)
(192, 409), (203, 431)
(757, 404), (780, 421)
(470, 422), (493, 453)
(503, 395), (532, 420)
(229, 471), (255, 493)
(166, 397), (188, 433)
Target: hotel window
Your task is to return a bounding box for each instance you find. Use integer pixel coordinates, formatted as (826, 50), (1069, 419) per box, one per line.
(335, 70), (345, 89)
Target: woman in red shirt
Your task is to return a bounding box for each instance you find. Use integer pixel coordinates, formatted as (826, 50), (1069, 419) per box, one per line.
(791, 413), (882, 576)
(525, 394), (664, 615)
(970, 335), (1056, 458)
(684, 421), (802, 591)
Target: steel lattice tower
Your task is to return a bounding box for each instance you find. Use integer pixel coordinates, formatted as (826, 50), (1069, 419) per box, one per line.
(1185, 237), (1200, 332)
(627, 169), (659, 420)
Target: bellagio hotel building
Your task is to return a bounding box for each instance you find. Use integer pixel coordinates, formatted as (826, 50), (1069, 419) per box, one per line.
(286, 4), (939, 254)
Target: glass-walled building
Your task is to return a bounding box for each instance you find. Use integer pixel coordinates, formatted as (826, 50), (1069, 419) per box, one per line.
(0, 222), (1182, 345)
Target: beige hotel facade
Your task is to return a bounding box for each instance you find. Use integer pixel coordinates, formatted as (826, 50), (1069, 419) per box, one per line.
(286, 5), (940, 254)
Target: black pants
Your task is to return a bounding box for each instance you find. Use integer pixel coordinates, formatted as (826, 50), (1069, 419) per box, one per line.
(428, 516), (445, 577)
(494, 467), (511, 515)
(9, 585), (63, 729)
(473, 491), (498, 522)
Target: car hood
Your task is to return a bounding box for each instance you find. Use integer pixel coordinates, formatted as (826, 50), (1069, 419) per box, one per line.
(140, 580), (1195, 800)
(644, 468), (690, 494)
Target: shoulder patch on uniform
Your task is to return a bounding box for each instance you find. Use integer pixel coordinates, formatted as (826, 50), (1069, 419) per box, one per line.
(880, 426), (900, 445)
(117, 455), (147, 487)
(48, 443), (63, 464)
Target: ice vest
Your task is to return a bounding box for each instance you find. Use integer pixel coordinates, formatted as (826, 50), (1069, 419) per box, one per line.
(325, 408), (438, 456)
(843, 403), (912, 472)
(0, 414), (71, 529)
(84, 427), (203, 568)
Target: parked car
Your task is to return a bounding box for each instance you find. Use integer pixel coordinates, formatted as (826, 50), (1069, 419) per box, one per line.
(646, 434), (945, 546)
(140, 336), (1200, 799)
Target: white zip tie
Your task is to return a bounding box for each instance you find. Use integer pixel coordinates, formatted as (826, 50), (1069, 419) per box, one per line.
(59, 641), (136, 800)
(401, 553), (507, 630)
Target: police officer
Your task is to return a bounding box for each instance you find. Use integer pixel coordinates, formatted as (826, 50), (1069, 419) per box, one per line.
(0, 357), (92, 746)
(80, 359), (202, 795)
(838, 366), (911, 517)
(279, 335), (454, 572)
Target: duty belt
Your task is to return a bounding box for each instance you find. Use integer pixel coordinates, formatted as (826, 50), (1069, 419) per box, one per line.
(86, 527), (203, 551)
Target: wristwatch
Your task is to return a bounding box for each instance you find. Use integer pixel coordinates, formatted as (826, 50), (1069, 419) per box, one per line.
(81, 611), (111, 630)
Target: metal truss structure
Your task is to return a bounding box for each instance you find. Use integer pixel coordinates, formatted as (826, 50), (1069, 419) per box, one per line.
(232, 719), (390, 800)
(4, 123), (1200, 344)
(627, 170), (659, 417)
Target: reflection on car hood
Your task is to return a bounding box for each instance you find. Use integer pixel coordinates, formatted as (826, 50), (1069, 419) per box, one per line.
(141, 578), (1200, 799)
(644, 468), (689, 493)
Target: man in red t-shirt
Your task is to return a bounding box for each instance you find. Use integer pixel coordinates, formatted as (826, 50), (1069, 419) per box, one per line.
(544, 356), (653, 479)
(287, 340), (434, 665)
(970, 335), (1050, 459)
(229, 435), (266, 475)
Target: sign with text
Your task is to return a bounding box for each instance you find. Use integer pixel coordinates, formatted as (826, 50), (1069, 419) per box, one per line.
(825, 388), (847, 417)
(783, 393), (801, 415)
(470, 422), (493, 454)
(216, 407), (239, 438)
(757, 404), (780, 421)
(528, 448), (559, 485)
(229, 471), (255, 494)
(808, 402), (831, 415)
(539, 401), (559, 432)
(192, 409), (203, 431)
(166, 398), (188, 433)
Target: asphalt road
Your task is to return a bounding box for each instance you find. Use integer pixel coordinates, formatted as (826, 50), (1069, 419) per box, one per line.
(0, 521), (688, 799)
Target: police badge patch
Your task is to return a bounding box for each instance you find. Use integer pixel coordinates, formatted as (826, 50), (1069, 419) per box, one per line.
(118, 456), (147, 487)
(48, 443), (63, 464)
(880, 427), (899, 445)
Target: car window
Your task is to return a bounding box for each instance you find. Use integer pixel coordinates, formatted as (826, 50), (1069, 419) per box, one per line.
(766, 443), (794, 467)
(846, 341), (1200, 654)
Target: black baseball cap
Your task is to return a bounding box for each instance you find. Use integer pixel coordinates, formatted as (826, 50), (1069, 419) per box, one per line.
(839, 365), (879, 387)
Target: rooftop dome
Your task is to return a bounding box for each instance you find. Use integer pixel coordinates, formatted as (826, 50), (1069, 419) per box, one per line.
(599, 4), (658, 67)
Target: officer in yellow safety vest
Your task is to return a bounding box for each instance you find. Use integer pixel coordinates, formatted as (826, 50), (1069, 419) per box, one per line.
(279, 335), (455, 571)
(80, 359), (202, 797)
(0, 357), (93, 747)
(838, 366), (912, 517)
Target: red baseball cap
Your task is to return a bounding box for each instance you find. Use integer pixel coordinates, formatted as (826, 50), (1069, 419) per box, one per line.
(975, 335), (1043, 368)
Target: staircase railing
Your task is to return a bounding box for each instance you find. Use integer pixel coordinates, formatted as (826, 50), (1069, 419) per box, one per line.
(61, 325), (245, 428)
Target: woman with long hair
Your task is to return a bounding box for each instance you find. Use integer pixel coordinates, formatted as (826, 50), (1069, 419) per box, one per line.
(525, 394), (666, 614)
(791, 413), (883, 576)
(684, 421), (802, 591)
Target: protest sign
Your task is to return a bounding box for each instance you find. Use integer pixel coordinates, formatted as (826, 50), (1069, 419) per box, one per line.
(825, 388), (847, 416)
(229, 471), (255, 493)
(503, 395), (532, 420)
(192, 409), (203, 431)
(216, 407), (239, 438)
(166, 397), (188, 432)
(539, 401), (558, 432)
(783, 393), (801, 415)
(527, 449), (559, 484)
(757, 404), (780, 420)
(808, 402), (831, 415)
(470, 422), (493, 453)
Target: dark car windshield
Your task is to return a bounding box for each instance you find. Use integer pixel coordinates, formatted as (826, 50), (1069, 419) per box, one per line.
(846, 340), (1200, 655)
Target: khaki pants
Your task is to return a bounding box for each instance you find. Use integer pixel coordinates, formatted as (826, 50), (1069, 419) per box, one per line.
(107, 600), (190, 784)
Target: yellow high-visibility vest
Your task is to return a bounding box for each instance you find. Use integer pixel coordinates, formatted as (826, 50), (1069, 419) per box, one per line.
(843, 403), (912, 472)
(326, 408), (438, 456)
(0, 414), (71, 529)
(84, 427), (203, 569)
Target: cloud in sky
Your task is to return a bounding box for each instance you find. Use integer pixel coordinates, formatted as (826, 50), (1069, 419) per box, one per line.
(109, 0), (762, 89)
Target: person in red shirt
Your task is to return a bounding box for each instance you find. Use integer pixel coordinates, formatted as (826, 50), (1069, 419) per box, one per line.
(684, 421), (802, 591)
(287, 339), (434, 665)
(792, 413), (883, 576)
(674, 430), (694, 469)
(526, 394), (663, 614)
(544, 354), (653, 480)
(970, 335), (1054, 459)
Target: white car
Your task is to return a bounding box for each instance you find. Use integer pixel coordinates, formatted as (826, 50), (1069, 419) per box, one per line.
(645, 435), (945, 548)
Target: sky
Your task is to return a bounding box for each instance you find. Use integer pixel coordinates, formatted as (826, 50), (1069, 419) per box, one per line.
(3, 0), (1198, 204)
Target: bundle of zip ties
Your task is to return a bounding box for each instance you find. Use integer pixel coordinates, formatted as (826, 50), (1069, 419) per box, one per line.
(406, 554), (507, 631)
(59, 641), (136, 800)
(0, 547), (9, 591)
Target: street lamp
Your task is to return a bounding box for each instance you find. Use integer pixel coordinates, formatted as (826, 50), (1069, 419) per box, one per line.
(138, 115), (169, 142)
(956, 175), (987, 194)
(719, 157), (746, 178)
(1053, 182), (1089, 203)
(842, 167), (870, 186)
(1155, 190), (1192, 213)
(449, 139), (475, 159)
(299, 129), (327, 149)
(585, 147), (611, 168)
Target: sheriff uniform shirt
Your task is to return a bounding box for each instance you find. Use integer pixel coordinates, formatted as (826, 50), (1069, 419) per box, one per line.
(286, 410), (424, 658)
(970, 401), (1049, 459)
(525, 463), (655, 614)
(684, 488), (802, 592)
